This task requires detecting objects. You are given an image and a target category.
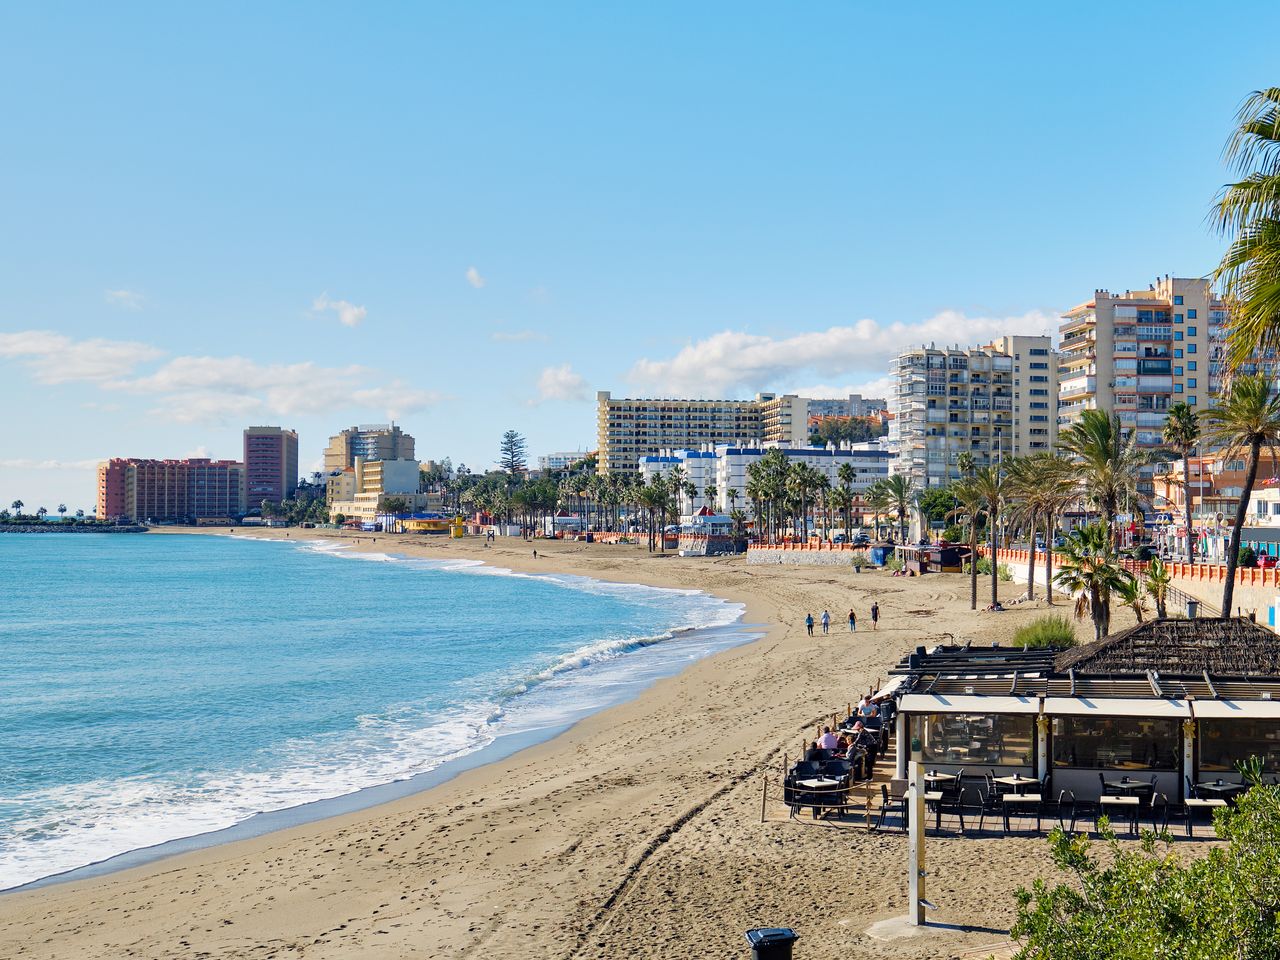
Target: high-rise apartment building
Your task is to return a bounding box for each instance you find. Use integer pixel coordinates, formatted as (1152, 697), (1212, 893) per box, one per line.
(1058, 277), (1228, 494)
(806, 394), (888, 419)
(323, 424), (415, 472)
(96, 458), (246, 522)
(595, 392), (806, 474)
(892, 335), (1059, 489)
(243, 426), (299, 505)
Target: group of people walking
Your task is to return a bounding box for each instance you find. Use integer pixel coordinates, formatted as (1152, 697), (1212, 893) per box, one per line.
(805, 603), (878, 636)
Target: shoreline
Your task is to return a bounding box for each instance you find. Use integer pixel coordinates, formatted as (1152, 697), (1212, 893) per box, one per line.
(7, 533), (760, 893)
(0, 527), (1088, 959)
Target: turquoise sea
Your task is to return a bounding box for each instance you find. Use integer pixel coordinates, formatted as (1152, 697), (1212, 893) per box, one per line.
(0, 534), (746, 890)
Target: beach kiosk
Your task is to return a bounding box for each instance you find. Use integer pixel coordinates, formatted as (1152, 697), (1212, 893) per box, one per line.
(891, 618), (1280, 802)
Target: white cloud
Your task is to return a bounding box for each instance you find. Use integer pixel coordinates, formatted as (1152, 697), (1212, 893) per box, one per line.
(104, 288), (145, 309)
(0, 330), (164, 384)
(491, 330), (547, 343)
(627, 310), (1057, 396)
(0, 329), (445, 426)
(351, 382), (446, 420)
(465, 266), (486, 289)
(312, 293), (367, 327)
(531, 364), (587, 405)
(0, 458), (101, 470)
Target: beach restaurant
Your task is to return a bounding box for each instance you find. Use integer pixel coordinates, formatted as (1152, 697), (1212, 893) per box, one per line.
(889, 618), (1280, 802)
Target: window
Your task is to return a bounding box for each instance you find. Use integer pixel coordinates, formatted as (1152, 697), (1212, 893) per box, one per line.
(1188, 378), (1197, 389)
(1200, 719), (1280, 772)
(1174, 366), (1183, 376)
(1174, 314), (1184, 323)
(914, 713), (1036, 766)
(1030, 375), (1049, 383)
(1189, 343), (1197, 354)
(1031, 415), (1049, 422)
(1189, 361), (1197, 371)
(1030, 362), (1049, 370)
(1030, 388), (1048, 396)
(1174, 295), (1184, 305)
(1030, 348), (1049, 356)
(1188, 309), (1197, 319)
(1175, 349), (1184, 358)
(1175, 384), (1184, 393)
(1052, 716), (1180, 770)
(1031, 401), (1049, 409)
(1190, 396), (1198, 405)
(1188, 326), (1197, 337)
(1175, 330), (1184, 341)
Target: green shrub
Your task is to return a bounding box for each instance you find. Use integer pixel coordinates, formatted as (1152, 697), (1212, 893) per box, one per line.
(851, 552), (865, 571)
(1240, 546), (1258, 568)
(942, 524), (964, 543)
(997, 562), (1013, 582)
(963, 556), (994, 576)
(1013, 615), (1077, 649)
(884, 554), (904, 572)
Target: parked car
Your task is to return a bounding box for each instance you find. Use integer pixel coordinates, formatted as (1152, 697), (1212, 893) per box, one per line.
(1259, 554), (1279, 569)
(1124, 545), (1156, 562)
(832, 533), (847, 543)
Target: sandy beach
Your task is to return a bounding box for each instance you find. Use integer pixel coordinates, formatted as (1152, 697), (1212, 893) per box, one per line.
(0, 531), (1104, 959)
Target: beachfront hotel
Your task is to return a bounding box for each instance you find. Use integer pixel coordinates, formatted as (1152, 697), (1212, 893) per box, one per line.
(891, 335), (1059, 489)
(243, 426), (299, 506)
(96, 458), (246, 523)
(595, 391), (809, 475)
(323, 424), (416, 473)
(327, 457), (440, 522)
(639, 442), (892, 516)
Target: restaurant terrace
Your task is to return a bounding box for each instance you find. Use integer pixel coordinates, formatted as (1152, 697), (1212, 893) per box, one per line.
(891, 617), (1280, 806)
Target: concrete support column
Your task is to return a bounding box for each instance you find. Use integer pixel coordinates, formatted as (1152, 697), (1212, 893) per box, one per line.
(1036, 714), (1050, 785)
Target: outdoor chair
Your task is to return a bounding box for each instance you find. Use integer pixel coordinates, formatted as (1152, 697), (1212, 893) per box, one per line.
(1099, 772), (1122, 796)
(927, 776), (967, 834)
(1149, 793), (1188, 835)
(975, 786), (1007, 834)
(1040, 790), (1078, 832)
(822, 759), (853, 782)
(876, 782), (908, 833)
(1185, 776), (1199, 799)
(792, 761), (821, 779)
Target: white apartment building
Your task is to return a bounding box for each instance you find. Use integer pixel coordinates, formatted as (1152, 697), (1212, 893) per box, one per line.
(537, 451), (590, 472)
(596, 391), (807, 475)
(328, 457), (436, 521)
(807, 394), (888, 419)
(638, 443), (892, 516)
(893, 335), (1059, 489)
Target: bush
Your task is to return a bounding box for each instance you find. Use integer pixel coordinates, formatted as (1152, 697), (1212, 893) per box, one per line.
(997, 562), (1013, 582)
(851, 552), (865, 571)
(884, 554), (904, 572)
(942, 524), (964, 543)
(1240, 546), (1258, 568)
(963, 556), (994, 576)
(1013, 615), (1077, 649)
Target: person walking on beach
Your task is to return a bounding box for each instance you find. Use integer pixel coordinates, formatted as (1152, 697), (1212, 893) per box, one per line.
(532, 548), (538, 559)
(805, 613), (814, 636)
(848, 608), (856, 632)
(820, 610), (830, 635)
(870, 601), (880, 630)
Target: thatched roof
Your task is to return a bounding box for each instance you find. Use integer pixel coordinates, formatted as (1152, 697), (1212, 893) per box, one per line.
(1055, 618), (1280, 679)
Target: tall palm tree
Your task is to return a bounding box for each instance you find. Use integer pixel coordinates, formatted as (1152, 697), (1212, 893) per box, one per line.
(949, 477), (986, 610)
(1162, 402), (1200, 563)
(703, 482), (717, 513)
(836, 463), (856, 537)
(1199, 373), (1280, 614)
(881, 474), (914, 543)
(865, 480), (890, 541)
(11, 500), (22, 516)
(1058, 409), (1160, 548)
(968, 465), (1006, 607)
(1005, 454), (1075, 602)
(1213, 88), (1280, 368)
(1114, 578), (1150, 625)
(1053, 522), (1135, 642)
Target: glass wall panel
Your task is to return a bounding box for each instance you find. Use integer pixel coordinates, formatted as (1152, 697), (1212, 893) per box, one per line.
(913, 714), (1035, 766)
(1051, 716), (1179, 770)
(1199, 719), (1280, 772)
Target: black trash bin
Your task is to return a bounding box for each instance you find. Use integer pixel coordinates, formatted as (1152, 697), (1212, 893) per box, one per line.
(745, 927), (799, 960)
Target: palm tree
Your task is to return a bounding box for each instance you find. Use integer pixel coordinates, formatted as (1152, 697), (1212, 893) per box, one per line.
(1114, 578), (1150, 625)
(1162, 402), (1200, 562)
(968, 465), (1006, 607)
(881, 474), (914, 543)
(1145, 557), (1171, 619)
(57, 503), (67, 519)
(36, 506), (47, 520)
(865, 480), (890, 541)
(1005, 454), (1074, 601)
(1199, 372), (1280, 614)
(11, 500), (22, 517)
(949, 476), (986, 610)
(703, 482), (717, 513)
(836, 462), (856, 537)
(1213, 88), (1280, 368)
(1058, 409), (1160, 548)
(1053, 522), (1136, 642)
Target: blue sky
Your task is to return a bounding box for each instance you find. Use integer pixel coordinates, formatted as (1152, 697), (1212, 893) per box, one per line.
(2, 2), (1277, 511)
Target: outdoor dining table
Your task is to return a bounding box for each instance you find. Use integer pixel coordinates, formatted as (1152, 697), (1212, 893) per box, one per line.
(993, 774), (1038, 794)
(1196, 781), (1248, 799)
(1002, 792), (1043, 832)
(923, 772), (958, 784)
(1098, 795), (1141, 833)
(795, 777), (842, 819)
(1103, 778), (1153, 796)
